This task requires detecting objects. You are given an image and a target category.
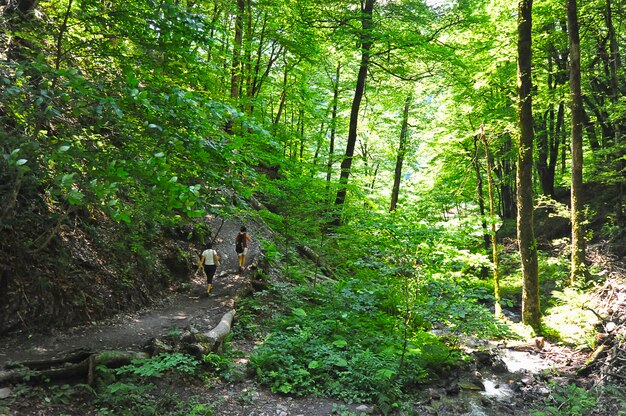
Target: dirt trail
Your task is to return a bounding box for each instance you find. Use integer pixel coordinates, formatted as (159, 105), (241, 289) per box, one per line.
(0, 216), (258, 366)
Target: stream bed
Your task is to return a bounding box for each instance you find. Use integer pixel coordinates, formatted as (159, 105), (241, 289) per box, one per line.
(423, 346), (556, 415)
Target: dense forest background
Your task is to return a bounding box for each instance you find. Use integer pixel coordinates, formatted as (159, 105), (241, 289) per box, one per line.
(1, 0), (626, 414)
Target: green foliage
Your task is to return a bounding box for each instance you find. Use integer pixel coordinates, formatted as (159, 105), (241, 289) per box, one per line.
(94, 353), (213, 416)
(116, 353), (199, 378)
(414, 278), (513, 339)
(46, 383), (94, 405)
(249, 280), (458, 403)
(96, 381), (158, 416)
(541, 288), (599, 348)
(531, 383), (597, 416)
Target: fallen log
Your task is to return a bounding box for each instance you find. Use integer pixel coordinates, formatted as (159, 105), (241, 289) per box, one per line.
(145, 309), (236, 357)
(295, 244), (337, 280)
(0, 351), (148, 385)
(201, 309), (236, 354)
(4, 348), (93, 370)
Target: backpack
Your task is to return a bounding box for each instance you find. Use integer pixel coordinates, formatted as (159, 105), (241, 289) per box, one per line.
(235, 233), (244, 254)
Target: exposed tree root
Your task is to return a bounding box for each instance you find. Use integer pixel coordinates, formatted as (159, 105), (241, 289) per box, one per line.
(0, 310), (236, 386)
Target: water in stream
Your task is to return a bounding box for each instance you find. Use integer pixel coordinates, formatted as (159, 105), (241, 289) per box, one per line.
(464, 349), (552, 415)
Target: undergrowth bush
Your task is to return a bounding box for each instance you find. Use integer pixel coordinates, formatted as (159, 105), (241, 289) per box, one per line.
(94, 352), (213, 416)
(249, 280), (459, 404)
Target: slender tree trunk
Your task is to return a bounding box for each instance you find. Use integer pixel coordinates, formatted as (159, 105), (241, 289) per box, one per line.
(54, 0), (73, 71)
(496, 135), (515, 220)
(273, 63), (288, 125)
(516, 0), (540, 331)
(390, 93), (412, 212)
(230, 0), (245, 100)
(326, 62), (341, 185)
(535, 113), (553, 197)
(568, 0), (586, 283)
(474, 135), (489, 252)
(243, 0), (253, 111)
(333, 0), (375, 223)
(299, 109), (305, 162)
(481, 125), (502, 317)
(606, 0), (624, 222)
(206, 3), (222, 62)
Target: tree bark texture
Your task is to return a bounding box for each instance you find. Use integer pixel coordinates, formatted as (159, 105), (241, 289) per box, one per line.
(568, 0), (586, 283)
(516, 0), (541, 331)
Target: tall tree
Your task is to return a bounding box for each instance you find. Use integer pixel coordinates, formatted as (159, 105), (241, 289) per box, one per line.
(230, 0), (245, 100)
(567, 0), (586, 283)
(333, 0), (375, 222)
(516, 0), (540, 331)
(605, 0), (625, 223)
(390, 92), (412, 212)
(482, 124), (502, 317)
(326, 62), (341, 185)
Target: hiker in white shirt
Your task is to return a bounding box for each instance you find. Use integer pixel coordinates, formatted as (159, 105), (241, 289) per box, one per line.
(197, 243), (220, 295)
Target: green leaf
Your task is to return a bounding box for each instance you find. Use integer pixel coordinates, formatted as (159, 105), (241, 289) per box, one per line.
(333, 358), (348, 368)
(332, 339), (348, 348)
(67, 190), (84, 205)
(15, 159), (27, 166)
(308, 360), (321, 369)
(292, 308), (307, 317)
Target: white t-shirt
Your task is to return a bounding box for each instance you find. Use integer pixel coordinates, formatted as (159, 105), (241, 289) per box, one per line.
(202, 249), (217, 266)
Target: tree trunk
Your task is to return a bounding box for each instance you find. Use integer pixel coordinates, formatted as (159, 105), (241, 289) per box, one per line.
(326, 62), (341, 185)
(482, 125), (502, 317)
(299, 109), (305, 161)
(390, 93), (412, 212)
(606, 0), (624, 222)
(495, 134), (515, 220)
(474, 135), (489, 252)
(243, 0), (253, 111)
(333, 0), (375, 223)
(568, 0), (587, 283)
(230, 0), (245, 100)
(274, 62), (288, 125)
(516, 0), (541, 332)
(535, 112), (554, 197)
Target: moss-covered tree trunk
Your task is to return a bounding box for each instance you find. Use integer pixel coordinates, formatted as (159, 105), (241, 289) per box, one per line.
(568, 0), (586, 284)
(516, 0), (541, 332)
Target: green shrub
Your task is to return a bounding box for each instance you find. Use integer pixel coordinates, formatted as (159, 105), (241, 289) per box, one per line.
(249, 282), (458, 403)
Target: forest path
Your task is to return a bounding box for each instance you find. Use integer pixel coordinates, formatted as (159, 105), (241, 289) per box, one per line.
(0, 215), (257, 366)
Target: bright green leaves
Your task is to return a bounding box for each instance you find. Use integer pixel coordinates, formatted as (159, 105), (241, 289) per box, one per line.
(250, 280), (457, 403)
(4, 148), (29, 172)
(332, 339), (348, 348)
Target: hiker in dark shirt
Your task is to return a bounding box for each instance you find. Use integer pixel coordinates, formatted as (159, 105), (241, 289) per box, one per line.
(235, 226), (252, 272)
